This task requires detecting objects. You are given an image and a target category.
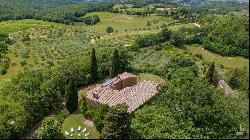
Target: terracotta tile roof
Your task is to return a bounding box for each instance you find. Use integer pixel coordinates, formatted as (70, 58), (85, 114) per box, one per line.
(85, 72), (158, 113)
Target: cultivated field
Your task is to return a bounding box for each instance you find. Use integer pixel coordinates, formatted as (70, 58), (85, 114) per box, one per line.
(0, 19), (62, 34)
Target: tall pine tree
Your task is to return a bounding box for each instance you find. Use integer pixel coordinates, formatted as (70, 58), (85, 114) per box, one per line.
(91, 48), (98, 82)
(65, 78), (78, 114)
(110, 49), (120, 78)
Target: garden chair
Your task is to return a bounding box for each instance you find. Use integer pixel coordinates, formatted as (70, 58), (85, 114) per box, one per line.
(64, 131), (69, 136)
(78, 126), (81, 131)
(85, 133), (89, 136)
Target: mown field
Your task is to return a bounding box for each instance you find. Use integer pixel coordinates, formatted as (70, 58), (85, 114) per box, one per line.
(185, 44), (249, 69)
(137, 73), (165, 85)
(83, 12), (171, 33)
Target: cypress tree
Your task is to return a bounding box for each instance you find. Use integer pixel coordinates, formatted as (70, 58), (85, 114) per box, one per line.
(65, 78), (78, 114)
(228, 68), (241, 89)
(212, 68), (219, 86)
(110, 49), (120, 78)
(91, 48), (98, 82)
(206, 61), (217, 85)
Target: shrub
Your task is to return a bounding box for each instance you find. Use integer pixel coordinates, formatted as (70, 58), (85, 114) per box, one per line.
(106, 26), (114, 33)
(84, 107), (96, 119)
(20, 59), (28, 66)
(11, 61), (16, 66)
(93, 104), (109, 133)
(79, 97), (88, 115)
(36, 116), (61, 139)
(20, 50), (30, 58)
(195, 53), (203, 59)
(146, 21), (151, 26)
(0, 67), (7, 75)
(47, 59), (54, 67)
(0, 41), (8, 54)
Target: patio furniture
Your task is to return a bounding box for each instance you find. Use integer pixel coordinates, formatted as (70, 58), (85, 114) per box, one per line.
(64, 131), (69, 136)
(85, 133), (89, 136)
(78, 126), (81, 131)
(71, 127), (74, 133)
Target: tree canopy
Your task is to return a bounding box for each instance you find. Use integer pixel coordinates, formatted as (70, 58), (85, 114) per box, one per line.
(101, 104), (131, 139)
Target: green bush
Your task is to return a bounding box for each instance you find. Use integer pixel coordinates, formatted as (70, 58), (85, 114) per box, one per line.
(20, 59), (28, 66)
(0, 67), (7, 75)
(36, 116), (61, 139)
(106, 26), (114, 33)
(0, 41), (8, 54)
(195, 53), (203, 59)
(79, 97), (88, 115)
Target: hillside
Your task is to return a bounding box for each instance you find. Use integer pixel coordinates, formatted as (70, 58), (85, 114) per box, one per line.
(0, 0), (248, 139)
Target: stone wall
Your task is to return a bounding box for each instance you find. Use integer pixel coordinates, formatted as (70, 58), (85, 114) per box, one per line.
(85, 97), (101, 109)
(111, 80), (123, 90)
(122, 76), (137, 89)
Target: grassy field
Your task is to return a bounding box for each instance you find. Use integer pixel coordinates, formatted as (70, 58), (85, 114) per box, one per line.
(113, 4), (155, 12)
(137, 73), (165, 85)
(185, 44), (249, 69)
(169, 22), (199, 31)
(0, 19), (62, 34)
(56, 113), (99, 139)
(83, 12), (170, 33)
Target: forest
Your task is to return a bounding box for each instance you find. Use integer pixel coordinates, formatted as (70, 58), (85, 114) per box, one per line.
(0, 0), (249, 139)
(0, 0), (113, 24)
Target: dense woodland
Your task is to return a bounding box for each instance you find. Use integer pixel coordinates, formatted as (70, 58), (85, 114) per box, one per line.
(0, 0), (249, 139)
(0, 0), (113, 24)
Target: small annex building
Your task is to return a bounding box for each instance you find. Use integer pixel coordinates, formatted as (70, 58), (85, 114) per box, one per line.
(85, 72), (159, 113)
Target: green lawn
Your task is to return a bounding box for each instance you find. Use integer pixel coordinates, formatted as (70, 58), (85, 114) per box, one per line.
(83, 12), (169, 33)
(56, 113), (99, 139)
(185, 44), (249, 69)
(138, 73), (165, 85)
(0, 19), (62, 34)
